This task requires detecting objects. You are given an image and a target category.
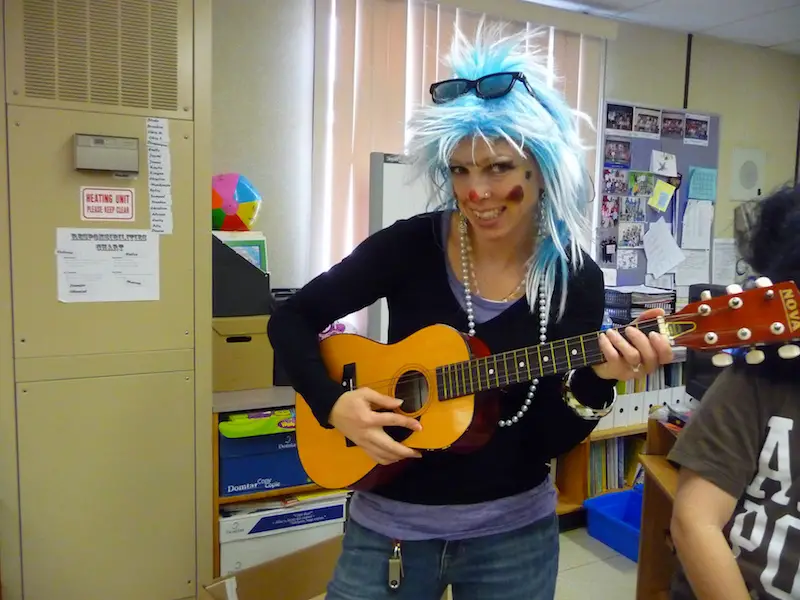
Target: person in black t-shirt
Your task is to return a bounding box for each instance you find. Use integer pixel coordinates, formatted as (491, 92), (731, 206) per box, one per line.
(670, 183), (800, 600)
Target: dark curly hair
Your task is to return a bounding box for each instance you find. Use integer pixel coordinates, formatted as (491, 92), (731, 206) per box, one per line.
(737, 183), (800, 284)
(733, 182), (800, 380)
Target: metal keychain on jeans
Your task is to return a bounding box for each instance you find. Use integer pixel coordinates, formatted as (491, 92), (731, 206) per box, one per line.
(388, 541), (403, 590)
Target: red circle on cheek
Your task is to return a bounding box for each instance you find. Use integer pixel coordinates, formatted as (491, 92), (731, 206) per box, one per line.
(468, 189), (480, 202)
(506, 186), (525, 202)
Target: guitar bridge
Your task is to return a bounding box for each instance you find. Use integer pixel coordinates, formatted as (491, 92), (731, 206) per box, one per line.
(341, 362), (356, 392)
(341, 363), (357, 448)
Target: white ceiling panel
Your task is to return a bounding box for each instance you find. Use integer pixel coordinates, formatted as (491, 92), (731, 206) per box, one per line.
(522, 0), (800, 55)
(520, 0), (653, 14)
(704, 4), (800, 47)
(619, 0), (799, 33)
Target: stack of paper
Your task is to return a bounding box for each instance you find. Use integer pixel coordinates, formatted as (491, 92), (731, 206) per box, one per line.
(609, 285), (675, 304)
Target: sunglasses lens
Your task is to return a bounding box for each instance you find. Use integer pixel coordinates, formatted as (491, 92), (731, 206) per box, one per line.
(432, 80), (469, 103)
(477, 74), (515, 98)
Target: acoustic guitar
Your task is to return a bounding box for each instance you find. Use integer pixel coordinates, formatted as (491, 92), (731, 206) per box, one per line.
(294, 279), (800, 490)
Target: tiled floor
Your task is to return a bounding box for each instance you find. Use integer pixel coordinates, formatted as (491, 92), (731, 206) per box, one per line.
(555, 528), (637, 600)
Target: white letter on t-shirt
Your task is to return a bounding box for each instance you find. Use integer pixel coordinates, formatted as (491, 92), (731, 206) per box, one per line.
(760, 513), (800, 600)
(729, 499), (768, 556)
(746, 416), (793, 506)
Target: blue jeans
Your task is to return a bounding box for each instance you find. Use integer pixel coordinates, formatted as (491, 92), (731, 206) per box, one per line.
(326, 515), (559, 600)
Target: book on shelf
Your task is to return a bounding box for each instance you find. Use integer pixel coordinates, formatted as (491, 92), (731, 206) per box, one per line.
(588, 436), (646, 497)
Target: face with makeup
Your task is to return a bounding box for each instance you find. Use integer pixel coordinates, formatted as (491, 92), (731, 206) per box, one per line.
(449, 137), (543, 244)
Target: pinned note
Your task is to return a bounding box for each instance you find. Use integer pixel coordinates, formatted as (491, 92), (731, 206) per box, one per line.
(601, 268), (617, 286)
(644, 217), (685, 279)
(650, 150), (677, 177)
(712, 238), (737, 285)
(675, 250), (710, 286)
(680, 200), (714, 250)
(147, 118), (173, 234)
(56, 228), (160, 303)
(688, 167), (717, 201)
(648, 179), (676, 212)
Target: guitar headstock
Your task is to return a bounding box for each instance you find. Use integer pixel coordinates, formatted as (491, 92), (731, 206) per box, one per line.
(668, 278), (800, 367)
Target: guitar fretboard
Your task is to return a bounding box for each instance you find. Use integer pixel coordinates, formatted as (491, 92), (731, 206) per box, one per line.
(434, 320), (662, 400)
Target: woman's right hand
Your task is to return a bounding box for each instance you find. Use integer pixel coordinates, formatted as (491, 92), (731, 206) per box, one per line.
(329, 388), (423, 465)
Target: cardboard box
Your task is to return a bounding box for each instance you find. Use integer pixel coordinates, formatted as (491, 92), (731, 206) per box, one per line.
(202, 536), (342, 600)
(219, 493), (347, 575)
(218, 408), (311, 497)
(213, 315), (274, 392)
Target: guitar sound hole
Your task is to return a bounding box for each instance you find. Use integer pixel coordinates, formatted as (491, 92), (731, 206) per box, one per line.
(383, 370), (428, 444)
(394, 370), (429, 414)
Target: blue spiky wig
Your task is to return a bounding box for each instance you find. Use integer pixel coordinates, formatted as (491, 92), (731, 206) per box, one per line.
(406, 20), (594, 320)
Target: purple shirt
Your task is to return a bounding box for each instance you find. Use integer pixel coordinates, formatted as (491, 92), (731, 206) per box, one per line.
(348, 211), (556, 541)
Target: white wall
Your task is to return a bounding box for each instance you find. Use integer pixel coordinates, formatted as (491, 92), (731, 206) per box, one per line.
(212, 0), (315, 288)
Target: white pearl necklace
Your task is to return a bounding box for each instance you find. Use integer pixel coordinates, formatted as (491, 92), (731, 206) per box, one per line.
(459, 216), (548, 427)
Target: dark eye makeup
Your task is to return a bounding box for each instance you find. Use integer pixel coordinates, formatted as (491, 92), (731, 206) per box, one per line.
(448, 162), (515, 174)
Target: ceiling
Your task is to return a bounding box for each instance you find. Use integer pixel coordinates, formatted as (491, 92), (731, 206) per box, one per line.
(525, 0), (800, 55)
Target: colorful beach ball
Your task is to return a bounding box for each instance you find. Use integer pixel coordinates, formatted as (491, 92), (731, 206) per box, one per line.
(211, 173), (262, 231)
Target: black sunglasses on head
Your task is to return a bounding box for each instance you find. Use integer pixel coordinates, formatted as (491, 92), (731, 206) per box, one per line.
(429, 71), (536, 104)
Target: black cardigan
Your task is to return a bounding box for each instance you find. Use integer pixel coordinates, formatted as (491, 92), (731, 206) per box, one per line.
(268, 211), (616, 505)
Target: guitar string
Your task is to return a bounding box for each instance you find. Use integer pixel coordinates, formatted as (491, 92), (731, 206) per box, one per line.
(334, 311), (712, 394)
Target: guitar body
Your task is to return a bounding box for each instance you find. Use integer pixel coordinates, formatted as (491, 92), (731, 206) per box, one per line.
(295, 324), (499, 490)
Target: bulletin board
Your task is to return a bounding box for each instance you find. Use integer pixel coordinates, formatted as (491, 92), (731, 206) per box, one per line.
(596, 100), (721, 294)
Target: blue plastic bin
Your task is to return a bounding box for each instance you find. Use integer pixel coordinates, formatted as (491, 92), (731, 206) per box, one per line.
(583, 485), (643, 562)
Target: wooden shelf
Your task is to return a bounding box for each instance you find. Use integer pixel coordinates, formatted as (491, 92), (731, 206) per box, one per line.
(639, 454), (678, 501)
(590, 422), (648, 441)
(556, 498), (583, 515)
(218, 483), (321, 506)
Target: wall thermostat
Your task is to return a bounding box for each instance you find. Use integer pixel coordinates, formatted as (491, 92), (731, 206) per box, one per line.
(74, 134), (140, 174)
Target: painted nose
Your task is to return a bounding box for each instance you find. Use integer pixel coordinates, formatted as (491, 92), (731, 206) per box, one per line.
(467, 184), (491, 202)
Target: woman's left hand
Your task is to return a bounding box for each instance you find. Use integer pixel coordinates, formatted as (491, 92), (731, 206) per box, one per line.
(592, 308), (674, 381)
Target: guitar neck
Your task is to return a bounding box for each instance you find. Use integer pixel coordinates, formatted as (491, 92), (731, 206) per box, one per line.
(436, 319), (664, 400)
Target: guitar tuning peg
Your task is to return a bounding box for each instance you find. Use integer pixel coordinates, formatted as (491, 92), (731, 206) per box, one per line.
(712, 352), (734, 367)
(778, 344), (800, 360)
(726, 284), (743, 295)
(700, 290), (712, 301)
(746, 349), (765, 364)
(755, 277), (773, 288)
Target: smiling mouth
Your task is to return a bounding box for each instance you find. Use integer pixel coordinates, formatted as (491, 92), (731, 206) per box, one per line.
(471, 206), (506, 221)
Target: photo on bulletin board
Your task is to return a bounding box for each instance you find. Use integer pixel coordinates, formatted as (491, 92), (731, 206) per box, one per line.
(685, 114), (710, 146)
(661, 112), (685, 138)
(617, 249), (639, 270)
(620, 196), (647, 222)
(603, 168), (630, 195)
(598, 227), (618, 266)
(633, 107), (662, 139)
(629, 171), (655, 197)
(606, 103), (633, 136)
(601, 195), (620, 228)
(603, 138), (631, 168)
(619, 222), (645, 248)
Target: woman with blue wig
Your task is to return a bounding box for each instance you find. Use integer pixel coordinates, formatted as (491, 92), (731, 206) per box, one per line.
(269, 20), (672, 599)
